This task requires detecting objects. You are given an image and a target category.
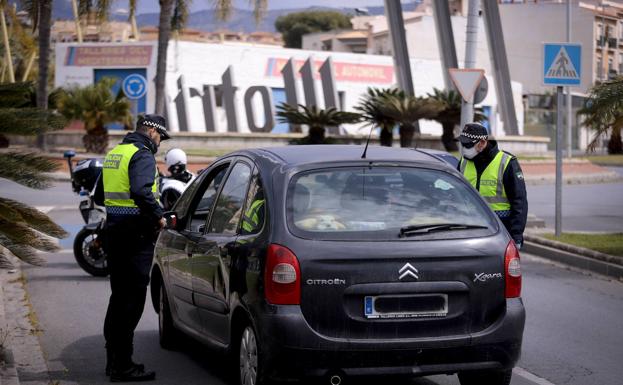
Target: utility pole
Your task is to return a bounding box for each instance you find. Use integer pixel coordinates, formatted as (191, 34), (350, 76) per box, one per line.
(460, 0), (480, 130)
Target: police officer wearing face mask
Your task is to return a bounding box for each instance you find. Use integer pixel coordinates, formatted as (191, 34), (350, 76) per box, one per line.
(457, 123), (528, 250)
(102, 114), (170, 382)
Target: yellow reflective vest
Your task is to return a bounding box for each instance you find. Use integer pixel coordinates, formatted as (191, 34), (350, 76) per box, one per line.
(103, 143), (158, 212)
(241, 199), (265, 233)
(460, 151), (512, 213)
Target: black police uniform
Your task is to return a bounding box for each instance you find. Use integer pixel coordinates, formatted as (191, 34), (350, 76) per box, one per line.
(103, 129), (163, 381)
(459, 139), (528, 245)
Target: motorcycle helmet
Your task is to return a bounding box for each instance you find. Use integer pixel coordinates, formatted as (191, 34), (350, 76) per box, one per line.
(164, 148), (187, 176)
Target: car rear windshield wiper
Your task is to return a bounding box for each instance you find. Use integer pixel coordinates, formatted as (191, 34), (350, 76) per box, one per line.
(399, 223), (489, 238)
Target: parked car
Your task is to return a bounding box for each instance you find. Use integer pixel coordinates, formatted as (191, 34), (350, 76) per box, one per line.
(151, 145), (525, 385)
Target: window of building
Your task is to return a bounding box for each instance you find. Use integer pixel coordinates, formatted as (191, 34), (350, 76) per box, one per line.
(620, 53), (623, 73)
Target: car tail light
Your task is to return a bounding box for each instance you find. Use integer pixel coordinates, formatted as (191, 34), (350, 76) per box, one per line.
(265, 244), (300, 305)
(504, 240), (522, 298)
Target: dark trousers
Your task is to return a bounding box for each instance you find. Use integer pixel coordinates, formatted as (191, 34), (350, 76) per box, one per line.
(103, 222), (156, 368)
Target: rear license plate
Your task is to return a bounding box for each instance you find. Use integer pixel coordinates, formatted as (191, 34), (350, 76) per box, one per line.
(364, 294), (448, 319)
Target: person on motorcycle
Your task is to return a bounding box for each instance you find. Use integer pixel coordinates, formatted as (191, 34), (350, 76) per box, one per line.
(164, 148), (193, 183)
(160, 148), (194, 210)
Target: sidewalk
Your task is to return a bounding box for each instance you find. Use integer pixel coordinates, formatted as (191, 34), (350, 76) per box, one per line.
(0, 271), (19, 385)
(0, 264), (50, 385)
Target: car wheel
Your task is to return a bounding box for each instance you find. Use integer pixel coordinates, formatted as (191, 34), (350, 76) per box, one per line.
(159, 284), (180, 350)
(458, 369), (512, 385)
(239, 324), (264, 385)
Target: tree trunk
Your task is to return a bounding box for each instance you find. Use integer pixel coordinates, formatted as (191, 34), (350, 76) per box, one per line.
(441, 122), (459, 152)
(608, 129), (622, 155)
(155, 0), (174, 115)
(83, 124), (109, 154)
(308, 125), (326, 145)
(399, 124), (415, 148)
(1, 6), (15, 83)
(380, 125), (393, 147)
(36, 0), (52, 151)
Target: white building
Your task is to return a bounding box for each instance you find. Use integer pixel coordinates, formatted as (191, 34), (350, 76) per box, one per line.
(55, 40), (523, 137)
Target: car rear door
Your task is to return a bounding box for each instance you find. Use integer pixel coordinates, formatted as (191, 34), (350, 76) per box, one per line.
(192, 160), (253, 344)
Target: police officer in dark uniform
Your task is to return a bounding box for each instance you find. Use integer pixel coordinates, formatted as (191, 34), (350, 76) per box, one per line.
(102, 115), (170, 382)
(457, 123), (528, 249)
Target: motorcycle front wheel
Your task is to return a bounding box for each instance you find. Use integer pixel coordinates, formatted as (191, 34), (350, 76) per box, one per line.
(73, 228), (109, 277)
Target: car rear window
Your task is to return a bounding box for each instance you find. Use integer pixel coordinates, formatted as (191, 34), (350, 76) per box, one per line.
(287, 166), (497, 241)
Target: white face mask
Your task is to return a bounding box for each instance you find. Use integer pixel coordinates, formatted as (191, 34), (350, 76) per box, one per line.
(460, 145), (479, 160)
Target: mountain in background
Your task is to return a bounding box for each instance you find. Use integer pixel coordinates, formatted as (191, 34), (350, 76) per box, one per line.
(44, 1), (417, 33)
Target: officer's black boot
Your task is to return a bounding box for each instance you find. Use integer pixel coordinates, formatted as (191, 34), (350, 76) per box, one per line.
(109, 365), (155, 383)
(106, 348), (145, 376)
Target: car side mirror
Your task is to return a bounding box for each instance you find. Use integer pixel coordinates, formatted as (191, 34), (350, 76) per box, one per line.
(163, 211), (178, 230)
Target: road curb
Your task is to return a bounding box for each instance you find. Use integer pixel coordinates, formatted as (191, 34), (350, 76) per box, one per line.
(524, 234), (623, 266)
(524, 241), (623, 281)
(0, 273), (20, 385)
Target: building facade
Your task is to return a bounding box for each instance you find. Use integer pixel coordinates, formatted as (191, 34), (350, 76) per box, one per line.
(54, 41), (523, 138)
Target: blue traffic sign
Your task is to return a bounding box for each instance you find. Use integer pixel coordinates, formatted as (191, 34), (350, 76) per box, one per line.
(543, 43), (582, 86)
(122, 74), (147, 99)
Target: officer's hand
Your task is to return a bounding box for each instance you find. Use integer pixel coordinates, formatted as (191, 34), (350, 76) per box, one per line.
(515, 240), (522, 251)
(158, 218), (166, 230)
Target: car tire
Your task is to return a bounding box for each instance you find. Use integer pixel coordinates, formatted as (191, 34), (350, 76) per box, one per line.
(158, 284), (180, 350)
(238, 324), (264, 385)
(458, 369), (512, 385)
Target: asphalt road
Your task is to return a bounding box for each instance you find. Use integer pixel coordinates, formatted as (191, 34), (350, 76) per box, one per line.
(2, 178), (623, 385)
(526, 181), (623, 232)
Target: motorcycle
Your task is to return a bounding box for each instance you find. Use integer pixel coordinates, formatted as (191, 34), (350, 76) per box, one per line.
(64, 150), (109, 277)
(63, 150), (195, 277)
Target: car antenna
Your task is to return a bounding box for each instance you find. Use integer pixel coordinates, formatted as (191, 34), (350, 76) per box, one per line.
(361, 125), (374, 159)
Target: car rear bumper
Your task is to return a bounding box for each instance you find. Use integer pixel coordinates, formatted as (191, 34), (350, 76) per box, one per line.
(257, 298), (525, 379)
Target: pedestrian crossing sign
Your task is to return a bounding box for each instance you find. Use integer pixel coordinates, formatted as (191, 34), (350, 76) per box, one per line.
(543, 43), (582, 86)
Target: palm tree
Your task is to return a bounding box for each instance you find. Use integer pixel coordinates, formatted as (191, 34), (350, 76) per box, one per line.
(355, 88), (402, 147)
(20, 0), (53, 149)
(276, 103), (361, 144)
(6, 4), (38, 82)
(578, 77), (623, 154)
(129, 0), (139, 39)
(154, 0), (174, 115)
(56, 78), (133, 154)
(154, 0), (269, 114)
(1, 0), (15, 82)
(427, 88), (487, 152)
(379, 93), (443, 148)
(0, 81), (68, 269)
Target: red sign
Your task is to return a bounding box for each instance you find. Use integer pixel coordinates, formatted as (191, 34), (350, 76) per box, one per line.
(65, 45), (153, 66)
(265, 58), (394, 84)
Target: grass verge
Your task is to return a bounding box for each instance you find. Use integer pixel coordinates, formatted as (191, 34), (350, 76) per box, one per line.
(542, 233), (623, 257)
(585, 154), (623, 166)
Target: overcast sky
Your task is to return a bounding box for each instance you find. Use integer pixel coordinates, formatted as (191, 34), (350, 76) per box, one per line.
(111, 0), (411, 14)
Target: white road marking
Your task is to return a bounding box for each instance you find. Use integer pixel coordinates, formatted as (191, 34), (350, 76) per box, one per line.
(514, 367), (557, 385)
